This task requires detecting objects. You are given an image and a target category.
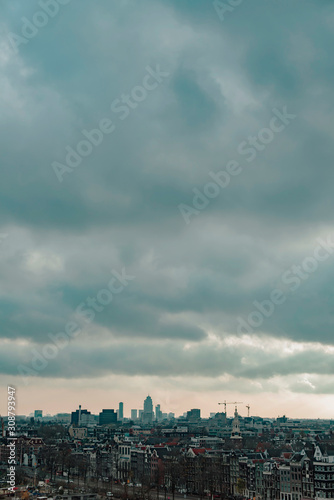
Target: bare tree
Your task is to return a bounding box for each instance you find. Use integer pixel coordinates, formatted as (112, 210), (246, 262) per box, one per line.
(38, 446), (58, 480)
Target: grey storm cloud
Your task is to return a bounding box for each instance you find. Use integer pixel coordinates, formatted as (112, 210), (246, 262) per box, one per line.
(0, 0), (334, 391)
(2, 337), (334, 397)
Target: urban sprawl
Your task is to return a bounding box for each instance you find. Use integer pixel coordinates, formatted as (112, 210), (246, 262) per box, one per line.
(1, 397), (334, 500)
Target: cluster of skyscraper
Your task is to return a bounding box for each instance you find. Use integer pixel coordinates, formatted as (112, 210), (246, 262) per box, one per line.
(70, 397), (170, 427)
(120, 396), (168, 424)
(131, 396), (168, 424)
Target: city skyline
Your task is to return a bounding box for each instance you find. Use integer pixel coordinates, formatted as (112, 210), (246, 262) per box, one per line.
(3, 392), (334, 421)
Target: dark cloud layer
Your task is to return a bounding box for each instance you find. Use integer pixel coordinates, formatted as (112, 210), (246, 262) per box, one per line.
(0, 0), (334, 394)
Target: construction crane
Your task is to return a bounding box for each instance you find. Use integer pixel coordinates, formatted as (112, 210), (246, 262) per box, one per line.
(246, 404), (250, 418)
(218, 401), (243, 418)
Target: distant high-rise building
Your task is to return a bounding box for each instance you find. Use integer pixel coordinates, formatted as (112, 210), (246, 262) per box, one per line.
(131, 409), (138, 421)
(143, 395), (153, 424)
(99, 409), (117, 426)
(71, 406), (91, 426)
(139, 409), (143, 420)
(168, 412), (175, 420)
(119, 402), (124, 421)
(186, 408), (201, 421)
(34, 410), (42, 419)
(155, 404), (162, 422)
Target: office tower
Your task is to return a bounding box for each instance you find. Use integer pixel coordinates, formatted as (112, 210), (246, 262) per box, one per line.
(143, 395), (153, 424)
(71, 406), (91, 426)
(139, 409), (143, 420)
(186, 408), (201, 421)
(99, 409), (117, 426)
(131, 409), (138, 421)
(119, 402), (124, 421)
(34, 410), (43, 419)
(155, 404), (162, 422)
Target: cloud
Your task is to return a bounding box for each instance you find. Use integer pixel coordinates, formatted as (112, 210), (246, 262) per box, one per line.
(0, 0), (334, 412)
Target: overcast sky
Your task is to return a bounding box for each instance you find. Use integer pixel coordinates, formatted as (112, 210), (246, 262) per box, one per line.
(1, 0), (334, 419)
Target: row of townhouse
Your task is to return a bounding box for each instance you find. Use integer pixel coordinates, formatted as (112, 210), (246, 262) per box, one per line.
(5, 428), (333, 500)
(119, 444), (166, 485)
(79, 442), (166, 485)
(236, 445), (333, 500)
(110, 441), (334, 500)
